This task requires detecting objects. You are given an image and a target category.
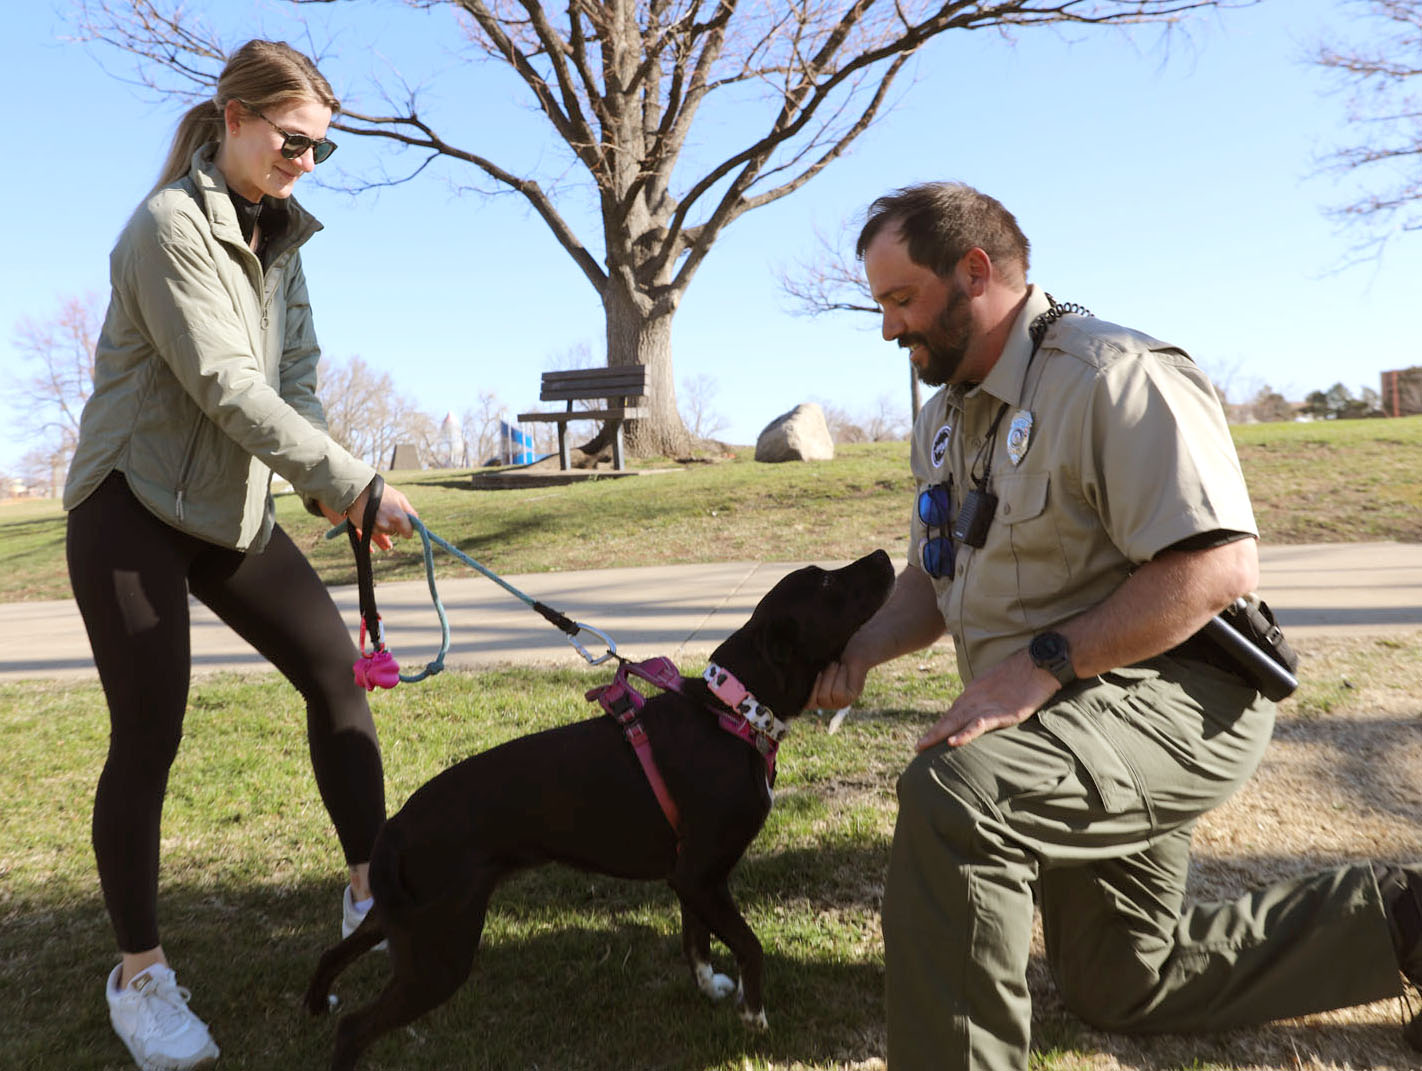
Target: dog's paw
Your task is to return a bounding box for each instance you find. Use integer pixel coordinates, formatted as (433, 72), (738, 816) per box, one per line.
(738, 1005), (769, 1031)
(694, 962), (737, 1001)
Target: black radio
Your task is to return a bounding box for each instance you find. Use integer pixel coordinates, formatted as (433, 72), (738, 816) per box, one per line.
(951, 488), (997, 548)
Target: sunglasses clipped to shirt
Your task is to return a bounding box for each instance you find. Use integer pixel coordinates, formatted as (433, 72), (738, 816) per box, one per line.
(917, 479), (956, 579)
(246, 106), (338, 164)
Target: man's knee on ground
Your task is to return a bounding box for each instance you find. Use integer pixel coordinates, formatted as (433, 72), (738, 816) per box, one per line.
(1050, 947), (1161, 1033)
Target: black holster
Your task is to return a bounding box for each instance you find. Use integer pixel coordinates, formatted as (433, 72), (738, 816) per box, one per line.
(1175, 598), (1299, 701)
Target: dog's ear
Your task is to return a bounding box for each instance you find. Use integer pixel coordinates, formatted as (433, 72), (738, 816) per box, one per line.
(748, 616), (803, 706)
(761, 616), (800, 669)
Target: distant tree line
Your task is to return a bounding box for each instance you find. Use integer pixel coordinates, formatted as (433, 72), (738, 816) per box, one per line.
(1221, 379), (1404, 425)
(4, 293), (908, 496)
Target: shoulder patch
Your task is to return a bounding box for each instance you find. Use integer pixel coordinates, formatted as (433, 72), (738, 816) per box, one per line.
(930, 423), (952, 468)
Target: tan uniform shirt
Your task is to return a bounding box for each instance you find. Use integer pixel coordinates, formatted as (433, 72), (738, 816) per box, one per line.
(909, 286), (1258, 682)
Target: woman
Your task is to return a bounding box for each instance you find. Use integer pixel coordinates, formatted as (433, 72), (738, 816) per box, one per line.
(63, 40), (414, 1071)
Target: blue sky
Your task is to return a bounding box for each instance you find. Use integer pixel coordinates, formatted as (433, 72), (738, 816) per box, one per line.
(3, 0), (1417, 474)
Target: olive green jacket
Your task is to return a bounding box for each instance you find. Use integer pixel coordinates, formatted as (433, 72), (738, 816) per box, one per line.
(63, 146), (374, 552)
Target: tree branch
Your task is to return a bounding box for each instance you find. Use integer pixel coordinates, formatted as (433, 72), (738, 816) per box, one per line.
(336, 107), (609, 290)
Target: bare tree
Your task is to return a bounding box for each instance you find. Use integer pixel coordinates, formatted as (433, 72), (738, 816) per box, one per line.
(779, 225), (879, 318)
(816, 399), (866, 443)
(1248, 385), (1295, 423)
(74, 0), (1239, 458)
(863, 393), (909, 441)
(679, 373), (729, 439)
(1315, 0), (1422, 257)
(10, 293), (102, 493)
(318, 354), (437, 467)
(813, 393), (907, 442)
(461, 391), (511, 466)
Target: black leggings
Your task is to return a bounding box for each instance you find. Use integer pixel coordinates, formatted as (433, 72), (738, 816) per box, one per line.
(67, 472), (385, 953)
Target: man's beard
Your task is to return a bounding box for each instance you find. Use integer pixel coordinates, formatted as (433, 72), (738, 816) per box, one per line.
(901, 283), (972, 387)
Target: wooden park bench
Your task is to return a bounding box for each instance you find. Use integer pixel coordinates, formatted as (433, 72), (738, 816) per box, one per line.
(517, 366), (650, 471)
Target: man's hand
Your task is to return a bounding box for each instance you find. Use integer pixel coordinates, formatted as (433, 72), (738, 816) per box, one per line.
(807, 655), (870, 712)
(804, 563), (946, 713)
(917, 649), (1059, 751)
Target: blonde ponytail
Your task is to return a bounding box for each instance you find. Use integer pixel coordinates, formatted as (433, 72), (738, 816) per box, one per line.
(149, 41), (340, 195)
(153, 99), (224, 193)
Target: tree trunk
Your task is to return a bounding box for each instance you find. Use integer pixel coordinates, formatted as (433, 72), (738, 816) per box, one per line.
(593, 280), (693, 458)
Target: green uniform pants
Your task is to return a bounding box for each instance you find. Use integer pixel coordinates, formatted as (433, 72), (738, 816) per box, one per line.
(883, 657), (1402, 1070)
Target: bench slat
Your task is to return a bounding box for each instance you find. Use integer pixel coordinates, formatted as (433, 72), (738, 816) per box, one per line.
(539, 368), (647, 402)
(516, 407), (649, 422)
(541, 367), (648, 386)
(540, 388), (647, 402)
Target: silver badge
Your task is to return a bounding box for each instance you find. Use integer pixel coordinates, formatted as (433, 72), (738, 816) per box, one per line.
(1006, 410), (1033, 466)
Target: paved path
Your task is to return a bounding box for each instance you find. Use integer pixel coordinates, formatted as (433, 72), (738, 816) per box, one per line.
(1, 543), (1419, 683)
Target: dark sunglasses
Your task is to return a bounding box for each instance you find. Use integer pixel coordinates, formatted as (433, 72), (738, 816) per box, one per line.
(916, 481), (956, 579)
(246, 107), (337, 164)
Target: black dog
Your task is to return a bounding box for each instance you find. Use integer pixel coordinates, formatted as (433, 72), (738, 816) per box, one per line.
(304, 549), (895, 1069)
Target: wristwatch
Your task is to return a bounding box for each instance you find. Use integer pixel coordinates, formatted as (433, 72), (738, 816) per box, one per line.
(1029, 631), (1076, 686)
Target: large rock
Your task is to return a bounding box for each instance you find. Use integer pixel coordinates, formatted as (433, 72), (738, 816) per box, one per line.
(755, 403), (835, 463)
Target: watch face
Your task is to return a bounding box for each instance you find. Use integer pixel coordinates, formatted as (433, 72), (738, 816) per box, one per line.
(1030, 631), (1074, 684)
(1031, 632), (1065, 661)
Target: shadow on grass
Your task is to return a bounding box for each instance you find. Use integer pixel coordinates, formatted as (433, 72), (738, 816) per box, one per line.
(1, 876), (885, 1071)
(6, 852), (1418, 1070)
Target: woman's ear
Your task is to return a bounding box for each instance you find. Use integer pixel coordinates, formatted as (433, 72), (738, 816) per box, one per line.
(223, 99), (245, 138)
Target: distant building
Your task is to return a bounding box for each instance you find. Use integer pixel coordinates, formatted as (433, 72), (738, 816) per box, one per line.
(434, 412), (465, 468)
(1380, 367), (1422, 418)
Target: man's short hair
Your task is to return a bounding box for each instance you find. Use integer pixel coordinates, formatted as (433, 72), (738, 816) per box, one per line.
(856, 182), (1030, 285)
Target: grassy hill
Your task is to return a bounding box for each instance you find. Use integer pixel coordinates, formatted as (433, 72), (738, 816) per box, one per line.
(2, 416), (1419, 603)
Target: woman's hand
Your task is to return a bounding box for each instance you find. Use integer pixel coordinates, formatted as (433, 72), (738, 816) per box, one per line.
(333, 481), (418, 552)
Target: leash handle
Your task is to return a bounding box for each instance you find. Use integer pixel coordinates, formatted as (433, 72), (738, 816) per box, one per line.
(347, 476), (385, 653)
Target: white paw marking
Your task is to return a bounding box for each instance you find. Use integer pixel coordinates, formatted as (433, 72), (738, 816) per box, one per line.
(734, 979), (769, 1029)
(694, 961), (737, 1000)
(739, 1005), (769, 1031)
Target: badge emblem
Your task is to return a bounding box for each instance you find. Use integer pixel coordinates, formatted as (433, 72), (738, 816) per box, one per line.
(930, 423), (952, 468)
(1006, 410), (1033, 466)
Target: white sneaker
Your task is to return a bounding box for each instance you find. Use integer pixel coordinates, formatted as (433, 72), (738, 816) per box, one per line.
(106, 964), (219, 1070)
(342, 885), (386, 949)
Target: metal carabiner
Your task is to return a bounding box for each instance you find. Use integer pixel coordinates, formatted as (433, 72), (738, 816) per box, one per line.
(566, 622), (617, 665)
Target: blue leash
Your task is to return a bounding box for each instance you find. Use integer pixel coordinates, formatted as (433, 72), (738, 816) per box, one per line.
(327, 514), (617, 682)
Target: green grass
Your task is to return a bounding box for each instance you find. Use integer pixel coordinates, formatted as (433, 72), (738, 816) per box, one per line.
(0, 443), (914, 602)
(0, 658), (928, 1070)
(1232, 416), (1422, 544)
(3, 417), (1421, 1068)
(4, 634), (1421, 1070)
(5, 417), (1422, 604)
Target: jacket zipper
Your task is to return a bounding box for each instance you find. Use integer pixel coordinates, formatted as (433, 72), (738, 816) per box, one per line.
(175, 416), (205, 520)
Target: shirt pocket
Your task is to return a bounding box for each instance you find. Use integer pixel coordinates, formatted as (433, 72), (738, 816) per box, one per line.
(980, 471), (1070, 596)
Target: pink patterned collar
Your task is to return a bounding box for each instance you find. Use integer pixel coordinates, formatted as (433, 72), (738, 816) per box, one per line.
(703, 661), (789, 783)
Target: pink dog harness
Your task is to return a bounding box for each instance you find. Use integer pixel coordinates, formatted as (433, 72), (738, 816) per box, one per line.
(585, 657), (790, 839)
(586, 658), (686, 836)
